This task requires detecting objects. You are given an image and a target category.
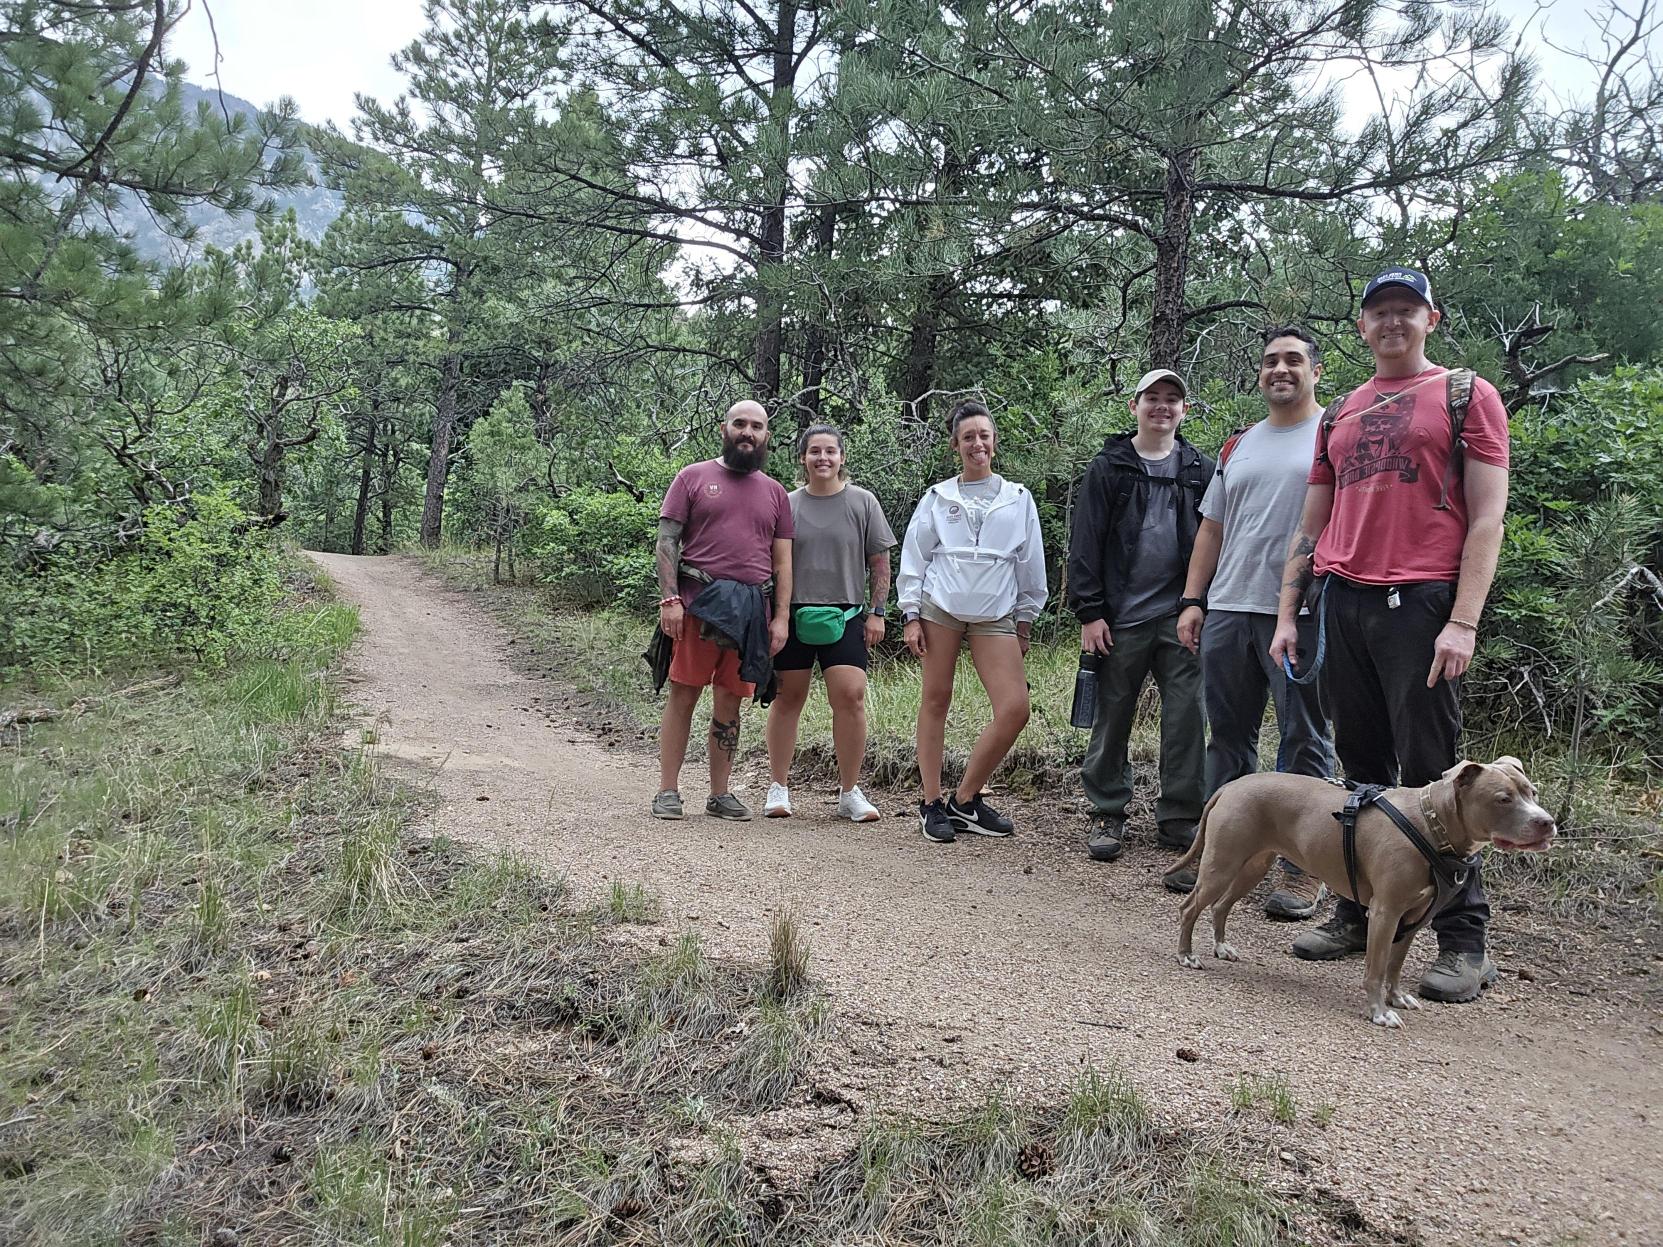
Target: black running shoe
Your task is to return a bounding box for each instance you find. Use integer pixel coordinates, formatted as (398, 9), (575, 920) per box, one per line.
(919, 799), (955, 843)
(945, 793), (1015, 837)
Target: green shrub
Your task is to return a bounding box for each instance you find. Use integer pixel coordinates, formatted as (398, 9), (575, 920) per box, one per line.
(1, 489), (283, 670)
(526, 486), (660, 608)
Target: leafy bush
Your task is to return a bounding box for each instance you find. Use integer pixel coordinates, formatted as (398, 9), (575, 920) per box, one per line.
(525, 486), (660, 609)
(1, 490), (283, 670)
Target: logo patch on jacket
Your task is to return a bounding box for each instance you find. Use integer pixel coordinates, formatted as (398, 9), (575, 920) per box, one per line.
(946, 505), (962, 520)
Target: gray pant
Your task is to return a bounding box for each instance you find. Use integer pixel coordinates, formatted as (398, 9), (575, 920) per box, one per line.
(1082, 613), (1205, 824)
(1200, 609), (1332, 796)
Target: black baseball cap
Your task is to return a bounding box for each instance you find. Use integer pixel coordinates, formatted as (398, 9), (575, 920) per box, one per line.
(1361, 266), (1434, 308)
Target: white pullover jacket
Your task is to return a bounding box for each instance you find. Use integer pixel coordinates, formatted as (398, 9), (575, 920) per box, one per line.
(897, 476), (1049, 624)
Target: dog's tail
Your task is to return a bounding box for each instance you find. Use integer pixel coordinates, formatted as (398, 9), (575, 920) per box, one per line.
(1171, 788), (1223, 875)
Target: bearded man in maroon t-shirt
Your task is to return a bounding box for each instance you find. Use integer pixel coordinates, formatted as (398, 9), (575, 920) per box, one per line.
(1270, 266), (1510, 1006)
(650, 400), (794, 822)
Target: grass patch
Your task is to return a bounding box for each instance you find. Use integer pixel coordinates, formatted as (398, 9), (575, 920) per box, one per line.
(1230, 1074), (1298, 1127)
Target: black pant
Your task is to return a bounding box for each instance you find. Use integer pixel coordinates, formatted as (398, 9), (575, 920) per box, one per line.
(1320, 577), (1489, 954)
(1200, 609), (1332, 794)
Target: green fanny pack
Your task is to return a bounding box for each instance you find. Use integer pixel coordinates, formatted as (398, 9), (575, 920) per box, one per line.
(792, 604), (862, 646)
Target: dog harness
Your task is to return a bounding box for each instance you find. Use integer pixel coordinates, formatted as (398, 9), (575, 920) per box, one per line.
(1335, 783), (1471, 943)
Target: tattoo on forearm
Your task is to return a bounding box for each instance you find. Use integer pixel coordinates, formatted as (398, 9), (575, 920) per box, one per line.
(655, 518), (683, 596)
(710, 716), (739, 763)
(1282, 534), (1316, 593)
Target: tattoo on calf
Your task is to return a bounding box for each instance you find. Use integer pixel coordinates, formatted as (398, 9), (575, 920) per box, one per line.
(710, 716), (740, 762)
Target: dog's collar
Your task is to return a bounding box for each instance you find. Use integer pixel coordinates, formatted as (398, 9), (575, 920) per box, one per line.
(1419, 788), (1458, 857)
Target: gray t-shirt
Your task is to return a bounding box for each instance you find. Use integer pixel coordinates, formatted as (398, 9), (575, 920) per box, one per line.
(1200, 414), (1321, 614)
(957, 474), (1003, 539)
(788, 483), (897, 605)
(1115, 449), (1183, 628)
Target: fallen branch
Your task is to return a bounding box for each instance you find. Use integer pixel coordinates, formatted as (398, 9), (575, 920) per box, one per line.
(0, 674), (182, 731)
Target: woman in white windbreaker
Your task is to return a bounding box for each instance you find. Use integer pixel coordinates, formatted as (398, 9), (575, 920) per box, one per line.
(897, 400), (1048, 845)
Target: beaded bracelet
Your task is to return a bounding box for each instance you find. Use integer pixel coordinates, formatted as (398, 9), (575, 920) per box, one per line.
(658, 595), (682, 607)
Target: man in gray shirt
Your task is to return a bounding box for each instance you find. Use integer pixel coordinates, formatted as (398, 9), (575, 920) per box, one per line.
(1175, 326), (1334, 914)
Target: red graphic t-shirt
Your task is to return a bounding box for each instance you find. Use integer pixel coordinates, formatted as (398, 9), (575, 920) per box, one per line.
(660, 458), (794, 601)
(1307, 367), (1509, 584)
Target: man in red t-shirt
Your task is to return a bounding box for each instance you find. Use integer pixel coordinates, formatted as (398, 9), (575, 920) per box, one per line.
(1269, 266), (1510, 1007)
(652, 400), (794, 822)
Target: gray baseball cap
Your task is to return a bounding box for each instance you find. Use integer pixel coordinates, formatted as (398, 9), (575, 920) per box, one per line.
(1133, 368), (1187, 398)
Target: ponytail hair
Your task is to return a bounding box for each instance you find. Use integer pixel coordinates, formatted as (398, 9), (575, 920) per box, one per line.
(947, 399), (994, 441)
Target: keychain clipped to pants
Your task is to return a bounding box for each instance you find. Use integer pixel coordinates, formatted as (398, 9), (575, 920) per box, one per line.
(1387, 587), (1402, 610)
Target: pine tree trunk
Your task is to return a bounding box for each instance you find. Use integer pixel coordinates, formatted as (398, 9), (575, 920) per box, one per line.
(799, 205), (836, 428)
(378, 433), (397, 554)
(751, 0), (798, 405)
(420, 324), (464, 548)
(531, 361), (553, 444)
(1149, 148), (1198, 373)
(901, 274), (954, 427)
(351, 400), (378, 555)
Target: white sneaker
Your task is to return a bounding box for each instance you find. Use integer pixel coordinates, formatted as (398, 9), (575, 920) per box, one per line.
(764, 782), (792, 817)
(837, 786), (881, 822)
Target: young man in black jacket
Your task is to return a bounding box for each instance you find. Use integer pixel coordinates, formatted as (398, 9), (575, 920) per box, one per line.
(1067, 369), (1214, 878)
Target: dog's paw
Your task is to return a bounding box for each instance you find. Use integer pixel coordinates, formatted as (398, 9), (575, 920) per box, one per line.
(1389, 991), (1423, 1010)
(1368, 1007), (1404, 1029)
(1179, 953), (1201, 969)
(1213, 942), (1239, 962)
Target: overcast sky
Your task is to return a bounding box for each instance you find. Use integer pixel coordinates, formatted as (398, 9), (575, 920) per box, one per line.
(172, 0), (1616, 130)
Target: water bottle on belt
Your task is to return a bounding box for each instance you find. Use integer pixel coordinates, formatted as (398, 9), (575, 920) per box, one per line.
(1070, 652), (1101, 729)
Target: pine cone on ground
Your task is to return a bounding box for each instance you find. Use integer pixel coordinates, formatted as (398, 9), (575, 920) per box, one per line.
(1016, 1140), (1054, 1181)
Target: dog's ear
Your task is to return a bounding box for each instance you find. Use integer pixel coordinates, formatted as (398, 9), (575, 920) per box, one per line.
(1493, 755), (1525, 773)
(1450, 761), (1486, 790)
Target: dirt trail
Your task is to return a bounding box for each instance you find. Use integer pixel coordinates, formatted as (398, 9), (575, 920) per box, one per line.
(310, 552), (1660, 1246)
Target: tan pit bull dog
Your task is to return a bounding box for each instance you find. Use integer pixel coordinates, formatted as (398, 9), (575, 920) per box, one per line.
(1174, 758), (1556, 1027)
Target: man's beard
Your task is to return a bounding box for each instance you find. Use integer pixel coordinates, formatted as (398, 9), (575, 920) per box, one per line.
(720, 434), (768, 472)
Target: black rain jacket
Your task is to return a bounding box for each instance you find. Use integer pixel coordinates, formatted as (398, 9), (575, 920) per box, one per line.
(1066, 433), (1213, 625)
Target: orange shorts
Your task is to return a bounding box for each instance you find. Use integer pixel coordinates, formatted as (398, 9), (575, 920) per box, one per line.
(668, 626), (755, 697)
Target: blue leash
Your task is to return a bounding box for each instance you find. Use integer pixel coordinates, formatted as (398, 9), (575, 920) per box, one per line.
(1281, 577), (1328, 686)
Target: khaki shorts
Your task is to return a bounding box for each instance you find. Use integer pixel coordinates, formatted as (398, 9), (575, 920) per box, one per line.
(918, 599), (1018, 636)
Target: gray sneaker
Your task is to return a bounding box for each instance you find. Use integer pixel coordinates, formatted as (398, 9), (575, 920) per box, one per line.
(1087, 814), (1125, 862)
(1291, 913), (1368, 960)
(1418, 950), (1498, 1003)
(651, 790), (684, 820)
(705, 792), (753, 822)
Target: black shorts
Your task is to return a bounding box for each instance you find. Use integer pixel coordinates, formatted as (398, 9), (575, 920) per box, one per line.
(774, 609), (870, 673)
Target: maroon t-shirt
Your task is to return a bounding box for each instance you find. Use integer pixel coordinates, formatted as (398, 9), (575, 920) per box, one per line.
(1308, 367), (1509, 584)
(660, 459), (794, 602)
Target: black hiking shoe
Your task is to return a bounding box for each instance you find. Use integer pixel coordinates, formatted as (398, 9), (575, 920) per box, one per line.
(946, 793), (1015, 837)
(919, 799), (955, 844)
(1156, 818), (1198, 851)
(1162, 864), (1197, 894)
(1418, 950), (1498, 1003)
(1086, 814), (1125, 862)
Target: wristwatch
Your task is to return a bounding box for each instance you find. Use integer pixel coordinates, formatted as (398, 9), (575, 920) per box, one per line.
(868, 604), (887, 618)
(1177, 596), (1207, 613)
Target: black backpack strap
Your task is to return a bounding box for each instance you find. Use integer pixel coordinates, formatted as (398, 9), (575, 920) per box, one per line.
(1435, 368), (1476, 511)
(1313, 397), (1347, 468)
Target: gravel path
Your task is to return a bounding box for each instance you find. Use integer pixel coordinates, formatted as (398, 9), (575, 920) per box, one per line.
(311, 552), (1662, 1246)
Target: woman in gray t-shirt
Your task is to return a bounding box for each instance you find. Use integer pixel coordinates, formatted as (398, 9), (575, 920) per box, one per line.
(763, 424), (897, 823)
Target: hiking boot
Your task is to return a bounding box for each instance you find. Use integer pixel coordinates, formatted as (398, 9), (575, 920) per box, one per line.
(1291, 913), (1368, 961)
(651, 789), (683, 820)
(919, 799), (955, 843)
(946, 793), (1015, 837)
(1264, 863), (1329, 921)
(764, 782), (792, 818)
(705, 792), (753, 821)
(1156, 818), (1198, 851)
(1086, 814), (1125, 862)
(1162, 864), (1197, 894)
(837, 786), (881, 823)
(1418, 950), (1498, 1003)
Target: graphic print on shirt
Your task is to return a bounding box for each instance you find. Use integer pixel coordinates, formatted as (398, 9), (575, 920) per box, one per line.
(1335, 392), (1430, 491)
